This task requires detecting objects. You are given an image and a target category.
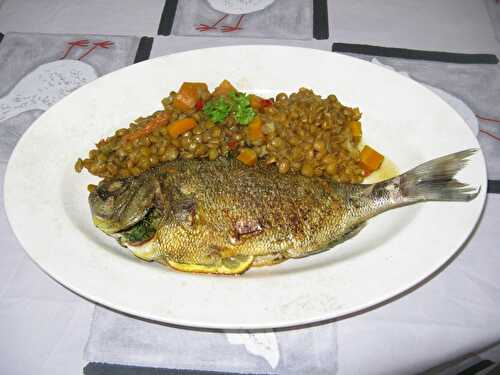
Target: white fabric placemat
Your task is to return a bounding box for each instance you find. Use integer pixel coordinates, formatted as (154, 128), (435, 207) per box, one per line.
(172, 0), (313, 40)
(85, 307), (337, 375)
(332, 0), (499, 55)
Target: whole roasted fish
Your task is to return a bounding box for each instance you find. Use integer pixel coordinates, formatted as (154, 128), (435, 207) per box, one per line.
(89, 149), (479, 275)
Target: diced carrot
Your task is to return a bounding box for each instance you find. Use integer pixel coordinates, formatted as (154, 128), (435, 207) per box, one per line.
(247, 116), (264, 141)
(166, 118), (197, 139)
(213, 79), (236, 97)
(350, 121), (362, 143)
(249, 94), (262, 109)
(173, 82), (209, 112)
(237, 148), (257, 167)
(189, 82), (209, 91)
(360, 145), (384, 173)
(123, 112), (170, 141)
(173, 91), (196, 112)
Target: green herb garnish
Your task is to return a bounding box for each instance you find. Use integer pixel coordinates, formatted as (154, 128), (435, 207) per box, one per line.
(124, 222), (154, 243)
(203, 96), (231, 124)
(203, 92), (256, 125)
(122, 208), (161, 243)
(228, 92), (255, 125)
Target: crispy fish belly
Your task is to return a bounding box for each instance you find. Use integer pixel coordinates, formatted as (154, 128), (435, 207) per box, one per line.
(89, 150), (479, 275)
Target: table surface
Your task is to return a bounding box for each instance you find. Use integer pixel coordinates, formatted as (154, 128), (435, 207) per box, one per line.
(1, 1), (499, 374)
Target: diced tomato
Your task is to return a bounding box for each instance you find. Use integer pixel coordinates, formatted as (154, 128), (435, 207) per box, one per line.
(195, 99), (204, 111)
(260, 99), (273, 108)
(227, 139), (239, 150)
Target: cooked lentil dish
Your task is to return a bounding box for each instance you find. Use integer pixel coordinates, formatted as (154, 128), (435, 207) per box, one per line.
(75, 80), (385, 185)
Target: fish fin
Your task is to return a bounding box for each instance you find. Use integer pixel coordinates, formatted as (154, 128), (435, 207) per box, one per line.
(166, 255), (255, 275)
(398, 148), (480, 202)
(338, 221), (366, 242)
(285, 222), (366, 259)
(252, 254), (287, 267)
(163, 184), (198, 226)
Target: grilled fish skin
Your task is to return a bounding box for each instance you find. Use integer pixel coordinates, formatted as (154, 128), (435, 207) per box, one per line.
(89, 149), (480, 275)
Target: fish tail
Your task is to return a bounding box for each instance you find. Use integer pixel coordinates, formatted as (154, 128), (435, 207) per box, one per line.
(397, 148), (480, 202)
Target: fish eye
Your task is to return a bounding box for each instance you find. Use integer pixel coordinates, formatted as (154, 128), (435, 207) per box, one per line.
(96, 186), (111, 200)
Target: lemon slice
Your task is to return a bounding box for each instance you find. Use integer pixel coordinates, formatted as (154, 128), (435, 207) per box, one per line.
(128, 240), (157, 261)
(167, 255), (254, 275)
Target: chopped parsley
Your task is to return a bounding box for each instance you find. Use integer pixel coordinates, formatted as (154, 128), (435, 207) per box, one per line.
(203, 96), (231, 124)
(121, 208), (161, 244)
(228, 92), (255, 125)
(203, 92), (256, 125)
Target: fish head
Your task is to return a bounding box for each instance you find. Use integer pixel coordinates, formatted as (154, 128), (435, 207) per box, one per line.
(88, 174), (158, 236)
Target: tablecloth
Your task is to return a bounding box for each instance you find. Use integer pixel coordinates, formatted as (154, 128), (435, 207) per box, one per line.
(1, 1), (499, 374)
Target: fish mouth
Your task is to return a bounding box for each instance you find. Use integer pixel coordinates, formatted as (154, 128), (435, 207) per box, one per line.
(107, 206), (162, 247)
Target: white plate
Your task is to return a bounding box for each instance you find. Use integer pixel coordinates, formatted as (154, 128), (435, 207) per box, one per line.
(4, 46), (487, 329)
